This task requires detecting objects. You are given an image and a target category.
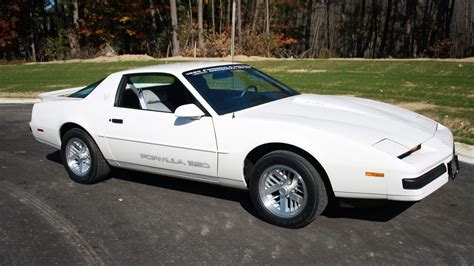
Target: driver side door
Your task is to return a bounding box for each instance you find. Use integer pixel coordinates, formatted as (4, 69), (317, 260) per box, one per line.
(105, 73), (218, 181)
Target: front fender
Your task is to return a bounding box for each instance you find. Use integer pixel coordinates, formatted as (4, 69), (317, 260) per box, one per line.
(214, 114), (404, 197)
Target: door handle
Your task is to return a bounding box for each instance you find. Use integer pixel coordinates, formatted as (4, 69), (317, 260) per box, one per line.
(110, 118), (123, 124)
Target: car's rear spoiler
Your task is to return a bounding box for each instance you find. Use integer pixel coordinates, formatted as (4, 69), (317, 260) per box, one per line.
(38, 86), (84, 102)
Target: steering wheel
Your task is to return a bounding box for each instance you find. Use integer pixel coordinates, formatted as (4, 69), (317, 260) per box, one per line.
(239, 85), (258, 97)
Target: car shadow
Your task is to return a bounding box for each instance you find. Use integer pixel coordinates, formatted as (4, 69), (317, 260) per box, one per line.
(47, 150), (63, 164)
(110, 167), (262, 219)
(322, 199), (415, 222)
(46, 150), (415, 223)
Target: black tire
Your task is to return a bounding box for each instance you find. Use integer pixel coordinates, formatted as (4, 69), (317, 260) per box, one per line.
(61, 128), (110, 184)
(249, 150), (328, 228)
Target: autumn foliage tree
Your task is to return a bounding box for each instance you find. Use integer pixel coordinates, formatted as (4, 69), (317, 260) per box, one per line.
(0, 0), (473, 61)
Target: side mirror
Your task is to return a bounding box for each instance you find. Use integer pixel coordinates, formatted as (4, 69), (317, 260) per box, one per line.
(174, 104), (205, 120)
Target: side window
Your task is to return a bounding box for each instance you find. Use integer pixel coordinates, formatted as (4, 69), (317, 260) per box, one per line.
(69, 78), (104, 98)
(115, 73), (195, 113)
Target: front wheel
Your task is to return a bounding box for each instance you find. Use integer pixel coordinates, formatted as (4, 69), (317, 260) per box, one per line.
(61, 128), (110, 184)
(249, 150), (328, 228)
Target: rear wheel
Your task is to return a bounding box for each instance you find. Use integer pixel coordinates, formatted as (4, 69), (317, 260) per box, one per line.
(61, 128), (110, 184)
(249, 150), (328, 228)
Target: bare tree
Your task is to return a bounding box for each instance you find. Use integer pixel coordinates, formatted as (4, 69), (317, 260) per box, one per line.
(170, 0), (180, 56)
(219, 0), (223, 33)
(237, 0), (242, 42)
(251, 0), (260, 33)
(378, 0), (393, 57)
(198, 0), (204, 49)
(265, 0), (270, 34)
(211, 0), (216, 32)
(189, 0), (194, 46)
(404, 0), (417, 57)
(29, 6), (36, 61)
(149, 0), (158, 37)
(3, 0), (474, 61)
(326, 0), (331, 52)
(356, 0), (367, 57)
(68, 1), (80, 58)
(227, 0), (231, 28)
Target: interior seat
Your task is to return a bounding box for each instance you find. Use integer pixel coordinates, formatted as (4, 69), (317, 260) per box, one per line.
(141, 89), (172, 112)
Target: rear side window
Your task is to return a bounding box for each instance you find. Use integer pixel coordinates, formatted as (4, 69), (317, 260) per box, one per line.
(69, 79), (104, 98)
(115, 73), (196, 113)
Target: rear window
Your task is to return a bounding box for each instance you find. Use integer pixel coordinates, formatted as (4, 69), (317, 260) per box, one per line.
(69, 79), (104, 98)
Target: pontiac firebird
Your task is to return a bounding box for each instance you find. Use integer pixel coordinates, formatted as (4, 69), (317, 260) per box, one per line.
(30, 62), (459, 228)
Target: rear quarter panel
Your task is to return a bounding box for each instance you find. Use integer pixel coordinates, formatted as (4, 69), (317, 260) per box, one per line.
(30, 73), (121, 159)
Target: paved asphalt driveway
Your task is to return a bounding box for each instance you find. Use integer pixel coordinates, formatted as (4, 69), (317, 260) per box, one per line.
(0, 104), (473, 265)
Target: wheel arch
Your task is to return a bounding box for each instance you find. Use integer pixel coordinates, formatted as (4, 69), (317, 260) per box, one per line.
(60, 122), (92, 144)
(244, 142), (335, 198)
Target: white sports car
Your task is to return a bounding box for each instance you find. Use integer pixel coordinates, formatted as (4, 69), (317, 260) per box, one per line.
(30, 62), (459, 228)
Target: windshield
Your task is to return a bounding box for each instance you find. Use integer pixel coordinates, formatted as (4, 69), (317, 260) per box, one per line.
(69, 79), (104, 98)
(183, 65), (299, 115)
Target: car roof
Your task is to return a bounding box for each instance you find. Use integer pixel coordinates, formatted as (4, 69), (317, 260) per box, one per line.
(116, 61), (242, 76)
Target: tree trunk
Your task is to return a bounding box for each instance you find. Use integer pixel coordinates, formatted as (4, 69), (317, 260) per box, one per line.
(188, 0), (194, 47)
(170, 0), (180, 56)
(326, 0), (331, 51)
(237, 0), (242, 43)
(378, 0), (393, 57)
(219, 0), (223, 33)
(445, 0), (456, 38)
(251, 0), (260, 33)
(304, 0), (313, 51)
(404, 0), (416, 57)
(339, 1), (346, 56)
(362, 0), (377, 58)
(68, 1), (80, 58)
(211, 0), (216, 32)
(309, 1), (324, 57)
(356, 0), (367, 57)
(231, 0), (236, 57)
(227, 0), (231, 28)
(412, 0), (418, 57)
(265, 0), (270, 34)
(387, 0), (398, 56)
(149, 0), (158, 36)
(370, 0), (378, 58)
(198, 0), (204, 49)
(29, 4), (37, 61)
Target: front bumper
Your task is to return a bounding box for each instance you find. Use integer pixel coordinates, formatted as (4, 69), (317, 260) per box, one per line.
(386, 122), (458, 202)
(388, 152), (458, 201)
(402, 163), (447, 190)
(401, 155), (459, 190)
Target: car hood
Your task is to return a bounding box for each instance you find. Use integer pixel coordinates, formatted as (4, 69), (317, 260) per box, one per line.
(239, 94), (438, 148)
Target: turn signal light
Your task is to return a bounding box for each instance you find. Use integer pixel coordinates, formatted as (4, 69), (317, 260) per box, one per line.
(365, 172), (385, 178)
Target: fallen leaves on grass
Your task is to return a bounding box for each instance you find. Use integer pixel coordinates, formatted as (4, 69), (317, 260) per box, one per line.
(0, 92), (40, 98)
(395, 102), (437, 111)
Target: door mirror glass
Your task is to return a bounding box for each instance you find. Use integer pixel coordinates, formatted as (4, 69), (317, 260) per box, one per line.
(174, 104), (205, 120)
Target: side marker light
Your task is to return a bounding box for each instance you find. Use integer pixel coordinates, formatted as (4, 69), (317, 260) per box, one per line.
(365, 172), (385, 178)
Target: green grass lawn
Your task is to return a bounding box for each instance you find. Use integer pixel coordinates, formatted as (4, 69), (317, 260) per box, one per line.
(0, 59), (473, 144)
